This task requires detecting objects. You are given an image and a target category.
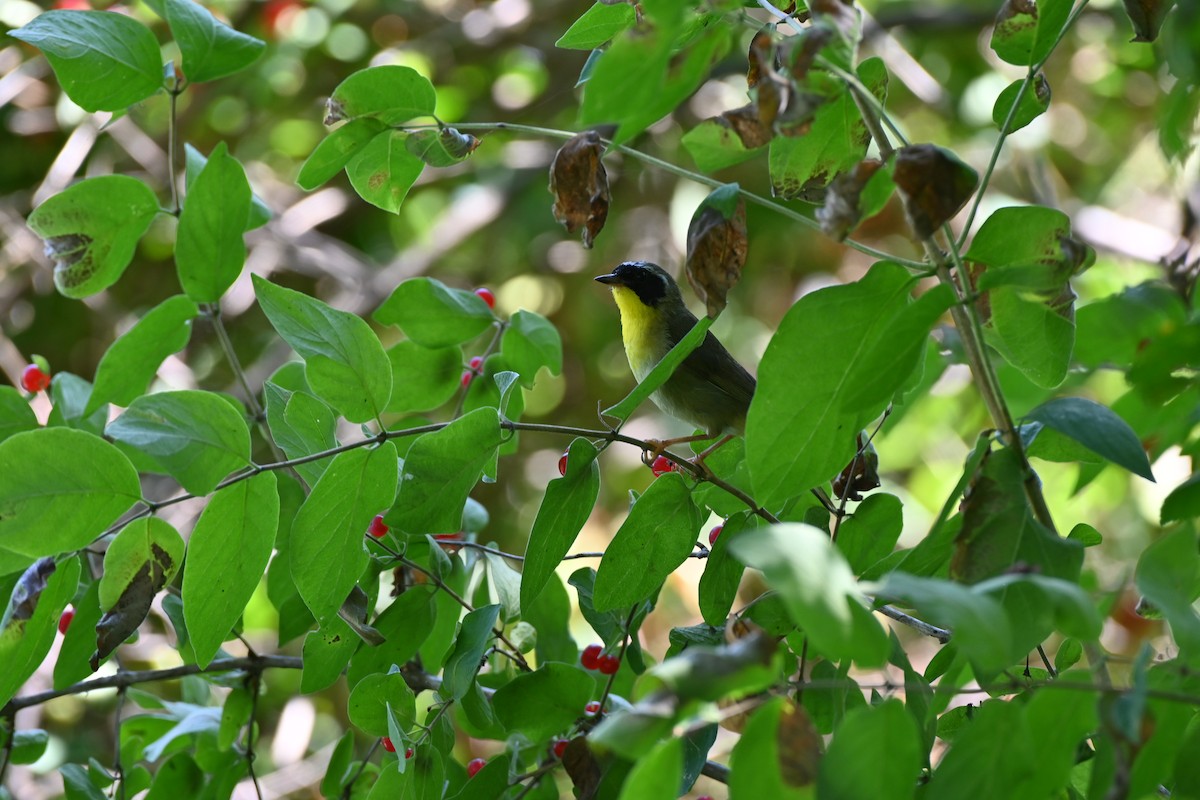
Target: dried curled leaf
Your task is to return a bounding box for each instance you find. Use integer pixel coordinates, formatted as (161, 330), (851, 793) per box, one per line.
(685, 184), (747, 318)
(816, 159), (886, 241)
(562, 736), (602, 797)
(92, 542), (176, 670)
(777, 701), (822, 787)
(549, 127), (613, 249)
(832, 432), (880, 501)
(2, 558), (56, 628)
(715, 104), (774, 150)
(337, 585), (385, 646)
(1122, 0), (1174, 42)
(893, 144), (979, 239)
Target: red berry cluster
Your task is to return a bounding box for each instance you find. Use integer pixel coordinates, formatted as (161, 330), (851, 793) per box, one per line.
(381, 738), (415, 759)
(580, 644), (619, 674)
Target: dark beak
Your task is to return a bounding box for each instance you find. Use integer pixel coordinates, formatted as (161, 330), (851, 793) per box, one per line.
(595, 273), (620, 285)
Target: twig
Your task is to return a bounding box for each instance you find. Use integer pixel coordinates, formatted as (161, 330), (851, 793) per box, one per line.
(338, 739), (381, 800)
(874, 604), (952, 643)
(244, 670), (264, 800)
(112, 686), (126, 800)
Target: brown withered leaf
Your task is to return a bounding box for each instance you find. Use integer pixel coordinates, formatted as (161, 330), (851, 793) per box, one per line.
(893, 144), (979, 239)
(832, 431), (880, 501)
(747, 25), (775, 89)
(777, 700), (822, 787)
(685, 184), (747, 318)
(1123, 0), (1174, 42)
(549, 127), (614, 249)
(717, 104), (773, 150)
(337, 585), (385, 646)
(782, 24), (834, 83)
(92, 542), (175, 670)
(562, 737), (601, 800)
(816, 159), (885, 242)
(4, 558), (56, 625)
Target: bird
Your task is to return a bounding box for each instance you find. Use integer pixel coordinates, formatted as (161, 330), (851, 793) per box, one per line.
(595, 261), (755, 467)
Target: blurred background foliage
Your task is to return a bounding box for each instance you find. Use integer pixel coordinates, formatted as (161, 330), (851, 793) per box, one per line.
(0, 0), (1198, 795)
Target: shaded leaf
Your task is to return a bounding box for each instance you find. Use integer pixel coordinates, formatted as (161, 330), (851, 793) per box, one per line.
(992, 74), (1052, 133)
(892, 144), (978, 239)
(1122, 0), (1175, 41)
(816, 158), (893, 241)
(1026, 396), (1154, 481)
(493, 662), (594, 742)
(87, 295), (198, 414)
(94, 520), (183, 668)
(442, 604), (500, 700)
(729, 698), (816, 799)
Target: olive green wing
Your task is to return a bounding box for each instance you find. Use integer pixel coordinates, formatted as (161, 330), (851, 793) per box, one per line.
(667, 311), (756, 422)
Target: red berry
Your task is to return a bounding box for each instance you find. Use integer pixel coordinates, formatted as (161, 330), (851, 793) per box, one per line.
(697, 796), (714, 800)
(558, 452), (569, 477)
(708, 524), (723, 546)
(58, 606), (75, 635)
(405, 747), (414, 759)
(466, 758), (487, 778)
(584, 701), (601, 715)
(21, 364), (50, 393)
(368, 514), (389, 538)
(581, 644), (602, 670)
(432, 532), (462, 541)
(469, 356), (483, 371)
(381, 737), (396, 753)
(461, 371), (473, 388)
(597, 654), (620, 675)
(552, 739), (568, 758)
(650, 455), (675, 477)
(474, 287), (495, 309)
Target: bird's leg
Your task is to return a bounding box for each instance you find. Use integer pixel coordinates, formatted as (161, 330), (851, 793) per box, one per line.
(641, 433), (717, 467)
(690, 434), (736, 476)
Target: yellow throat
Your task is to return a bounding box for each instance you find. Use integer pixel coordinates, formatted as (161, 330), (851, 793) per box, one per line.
(610, 284), (667, 380)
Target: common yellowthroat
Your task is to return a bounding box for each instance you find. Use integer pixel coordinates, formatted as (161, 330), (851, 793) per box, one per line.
(595, 261), (755, 463)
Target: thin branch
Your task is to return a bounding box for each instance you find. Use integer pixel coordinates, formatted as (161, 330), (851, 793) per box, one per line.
(244, 671), (264, 800)
(875, 604), (951, 643)
(112, 686), (126, 800)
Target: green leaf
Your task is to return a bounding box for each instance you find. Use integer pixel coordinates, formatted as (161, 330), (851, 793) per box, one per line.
(698, 512), (755, 626)
(163, 0), (264, 83)
(616, 737), (683, 800)
(520, 438), (600, 610)
(327, 65), (437, 125)
(837, 492), (904, 575)
(728, 697), (811, 800)
(320, 731), (356, 798)
(593, 472), (703, 612)
(99, 518), (184, 610)
(384, 341), (463, 414)
(492, 662), (594, 742)
(556, 2), (637, 49)
(183, 143), (270, 230)
(992, 74), (1051, 132)
(603, 315), (714, 423)
(347, 671), (417, 736)
(26, 175), (159, 298)
(769, 58), (887, 199)
(925, 700), (1030, 799)
(967, 206), (1089, 293)
(747, 262), (911, 505)
(301, 617), (358, 693)
(990, 0), (1073, 66)
(732, 523), (888, 665)
(375, 277), (495, 348)
(145, 752), (204, 798)
(106, 390), (251, 495)
(989, 287), (1074, 389)
(501, 310), (563, 388)
(176, 142), (251, 303)
(441, 604), (500, 700)
(1162, 472), (1200, 523)
(290, 442), (398, 627)
(182, 473), (279, 667)
(1075, 282), (1187, 370)
(344, 130), (425, 213)
(681, 116), (767, 173)
(818, 699), (920, 800)
(217, 687), (252, 750)
(1026, 397), (1153, 480)
(0, 387), (38, 444)
(253, 275), (392, 423)
(0, 557), (81, 708)
(263, 383), (337, 488)
(1135, 528), (1200, 662)
(87, 295), (198, 414)
(48, 372), (106, 435)
(0, 429), (140, 571)
(9, 11), (162, 112)
(60, 762), (108, 800)
(9, 729), (50, 765)
(297, 118), (387, 190)
(347, 586), (437, 686)
(389, 408), (504, 534)
(54, 579), (103, 688)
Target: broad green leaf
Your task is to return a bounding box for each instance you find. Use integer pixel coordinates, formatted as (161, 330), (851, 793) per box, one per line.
(990, 0), (1073, 66)
(1075, 282), (1187, 370)
(556, 2), (637, 49)
(176, 142), (251, 303)
(732, 523), (888, 666)
(520, 438), (600, 610)
(368, 755), (444, 800)
(320, 731), (356, 798)
(163, 0), (264, 83)
(747, 262), (911, 505)
(967, 206), (1091, 293)
(593, 472), (703, 612)
(1162, 472), (1200, 524)
(327, 65), (437, 125)
(0, 557), (81, 708)
(182, 473), (279, 667)
(1018, 679), (1100, 797)
(989, 287), (1074, 389)
(348, 671), (417, 736)
(522, 572), (578, 666)
(8, 729), (50, 765)
(698, 512), (755, 626)
(263, 383), (337, 488)
(26, 175), (159, 298)
(837, 492), (903, 575)
(47, 373), (106, 436)
(253, 275), (392, 423)
(728, 698), (812, 800)
(992, 74), (1051, 133)
(375, 277), (495, 348)
(60, 762), (108, 800)
(183, 143), (270, 230)
(681, 116), (767, 173)
(818, 699), (920, 800)
(492, 662), (594, 742)
(9, 11), (162, 111)
(144, 751), (203, 798)
(925, 700), (1032, 799)
(1026, 397), (1154, 481)
(385, 341), (462, 413)
(346, 130), (425, 213)
(769, 58), (887, 199)
(603, 314), (713, 423)
(616, 738), (683, 800)
(347, 585), (437, 686)
(301, 616), (358, 693)
(419, 567), (465, 672)
(99, 518), (184, 610)
(217, 687), (252, 750)
(290, 442), (398, 626)
(54, 579), (103, 688)
(501, 310), (563, 388)
(0, 428), (140, 571)
(389, 408), (503, 534)
(297, 118), (387, 190)
(0, 387), (38, 444)
(1135, 528), (1200, 662)
(106, 390), (250, 495)
(441, 604), (500, 700)
(579, 24), (730, 145)
(87, 295), (198, 414)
